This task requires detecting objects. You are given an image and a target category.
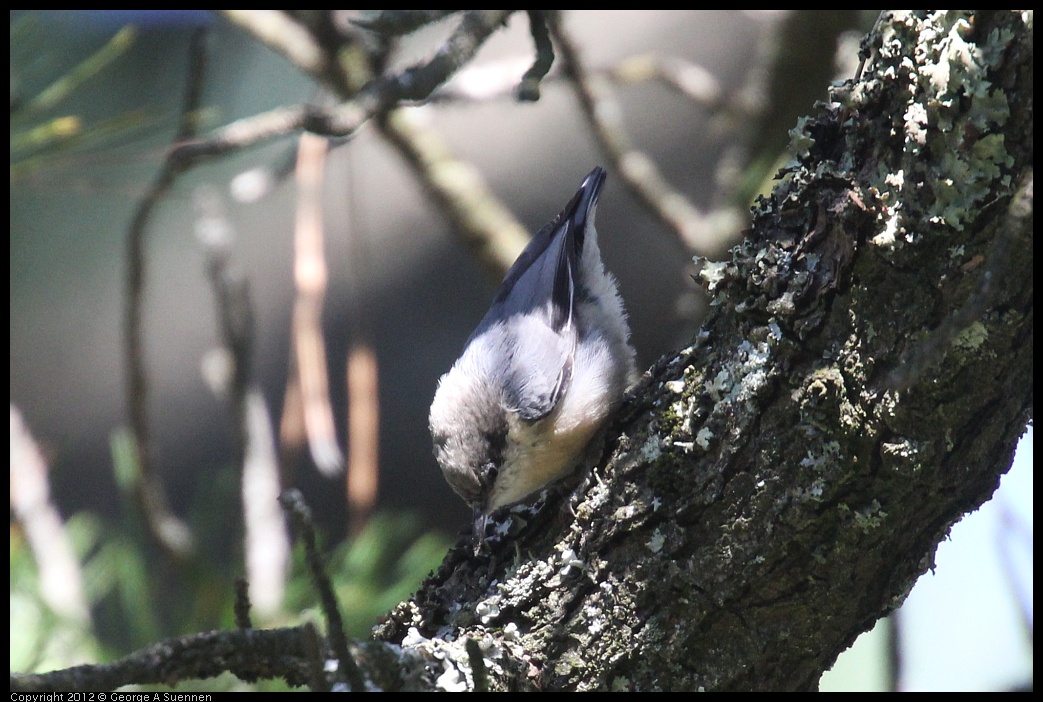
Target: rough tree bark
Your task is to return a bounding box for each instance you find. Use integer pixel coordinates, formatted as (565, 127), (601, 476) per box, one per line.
(10, 10), (1032, 693)
(371, 10), (1033, 691)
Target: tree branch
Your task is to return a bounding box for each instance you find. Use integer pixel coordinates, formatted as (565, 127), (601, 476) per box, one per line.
(13, 10), (1030, 693)
(373, 10), (1032, 691)
(550, 12), (710, 251)
(122, 27), (209, 559)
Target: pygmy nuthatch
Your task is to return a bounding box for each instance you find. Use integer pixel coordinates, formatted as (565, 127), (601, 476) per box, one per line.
(429, 166), (636, 527)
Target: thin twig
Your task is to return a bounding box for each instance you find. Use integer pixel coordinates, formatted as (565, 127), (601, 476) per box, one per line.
(377, 108), (530, 278)
(387, 10), (515, 101)
(188, 12), (529, 280)
(233, 577), (253, 630)
(177, 11), (515, 165)
(517, 10), (554, 101)
(549, 13), (710, 252)
(195, 188), (290, 616)
(123, 28), (211, 559)
(427, 52), (734, 109)
(279, 489), (365, 692)
(221, 11), (329, 80)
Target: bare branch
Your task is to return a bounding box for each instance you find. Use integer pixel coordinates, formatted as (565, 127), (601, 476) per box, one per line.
(174, 11), (515, 163)
(10, 627), (316, 692)
(518, 10), (555, 101)
(123, 28), (211, 558)
(549, 12), (712, 252)
(177, 11), (530, 280)
(377, 108), (531, 277)
(279, 489), (364, 691)
(221, 10), (328, 78)
(196, 187), (289, 618)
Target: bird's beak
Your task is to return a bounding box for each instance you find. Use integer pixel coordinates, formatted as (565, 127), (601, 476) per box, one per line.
(472, 507), (489, 556)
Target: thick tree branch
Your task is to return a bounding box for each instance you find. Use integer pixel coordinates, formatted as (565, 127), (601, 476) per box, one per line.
(373, 10), (1032, 691)
(12, 10), (1030, 693)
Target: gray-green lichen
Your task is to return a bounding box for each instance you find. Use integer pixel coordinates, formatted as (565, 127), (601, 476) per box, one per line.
(705, 340), (775, 409)
(953, 320), (989, 351)
(399, 625), (510, 692)
(854, 11), (1022, 243)
(374, 11), (1030, 692)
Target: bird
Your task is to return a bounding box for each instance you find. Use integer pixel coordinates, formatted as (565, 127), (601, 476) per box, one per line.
(429, 166), (636, 537)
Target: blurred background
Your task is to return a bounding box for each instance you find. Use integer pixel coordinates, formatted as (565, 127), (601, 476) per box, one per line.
(10, 10), (1032, 691)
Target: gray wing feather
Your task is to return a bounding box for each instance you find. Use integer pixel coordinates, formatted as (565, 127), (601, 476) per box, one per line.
(472, 216), (578, 422)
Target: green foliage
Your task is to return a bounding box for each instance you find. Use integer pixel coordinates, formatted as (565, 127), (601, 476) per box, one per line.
(10, 18), (142, 183)
(12, 503), (452, 689)
(285, 513), (453, 638)
(10, 513), (104, 673)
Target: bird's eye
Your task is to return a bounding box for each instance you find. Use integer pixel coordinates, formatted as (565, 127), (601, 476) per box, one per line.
(482, 463), (499, 489)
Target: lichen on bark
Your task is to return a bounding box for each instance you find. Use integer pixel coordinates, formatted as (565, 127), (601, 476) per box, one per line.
(374, 10), (1032, 691)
